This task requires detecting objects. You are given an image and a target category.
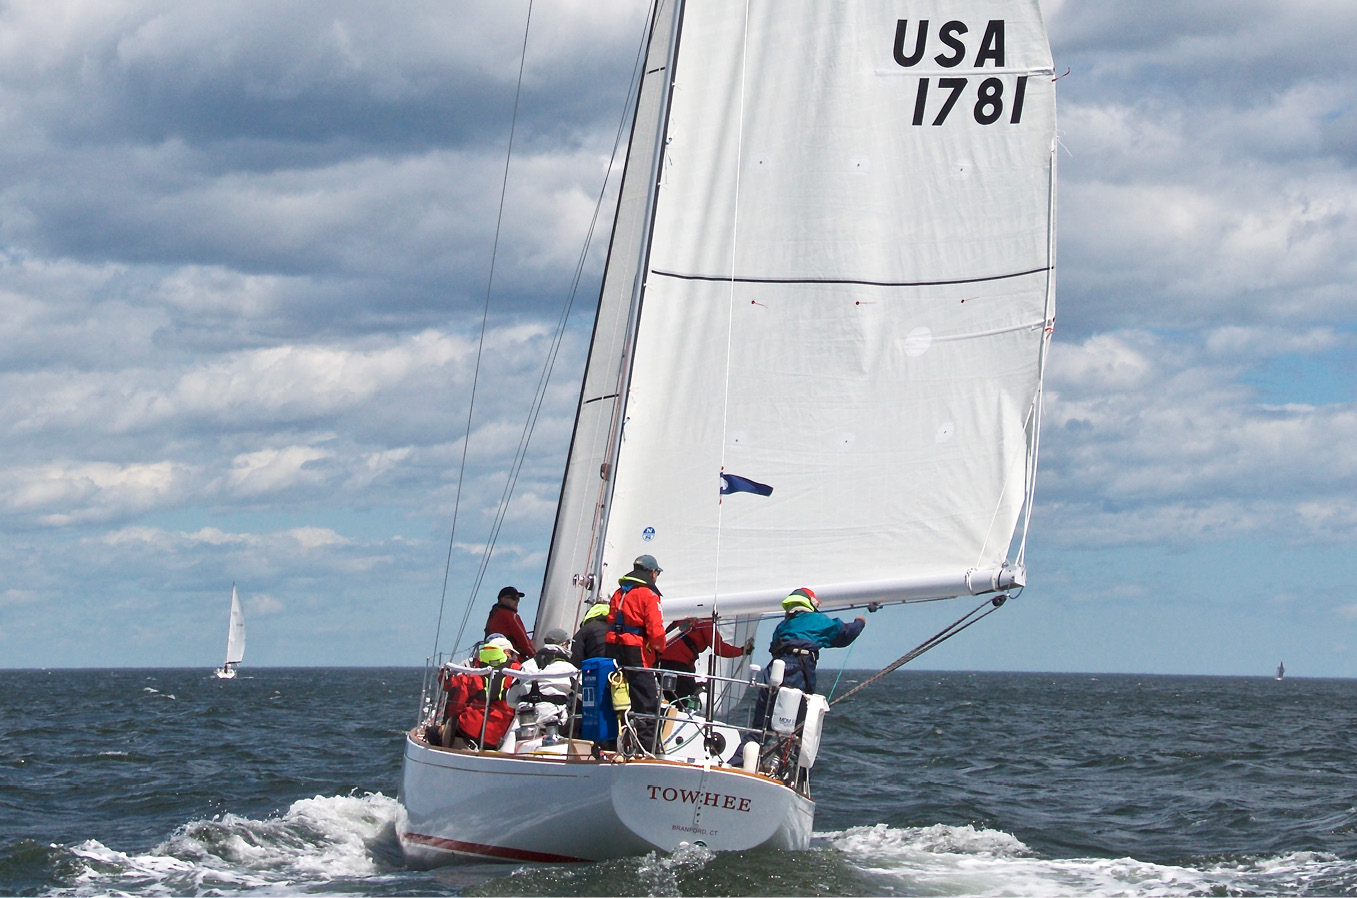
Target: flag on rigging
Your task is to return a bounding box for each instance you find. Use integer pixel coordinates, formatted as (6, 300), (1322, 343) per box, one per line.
(720, 472), (773, 497)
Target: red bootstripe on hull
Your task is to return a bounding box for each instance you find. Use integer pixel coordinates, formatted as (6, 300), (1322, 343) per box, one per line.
(402, 831), (587, 863)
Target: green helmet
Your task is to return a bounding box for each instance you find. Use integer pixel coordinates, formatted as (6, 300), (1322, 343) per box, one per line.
(581, 601), (611, 624)
(781, 587), (820, 613)
(479, 635), (514, 666)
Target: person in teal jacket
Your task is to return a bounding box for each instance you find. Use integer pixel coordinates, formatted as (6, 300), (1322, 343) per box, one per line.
(736, 588), (864, 765)
(765, 587), (864, 695)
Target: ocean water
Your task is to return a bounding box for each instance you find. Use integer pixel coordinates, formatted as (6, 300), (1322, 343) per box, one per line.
(3, 667), (1356, 896)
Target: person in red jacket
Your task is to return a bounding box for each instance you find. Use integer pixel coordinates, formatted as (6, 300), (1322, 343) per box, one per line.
(484, 586), (534, 658)
(437, 636), (521, 750)
(605, 554), (667, 753)
(657, 618), (754, 701)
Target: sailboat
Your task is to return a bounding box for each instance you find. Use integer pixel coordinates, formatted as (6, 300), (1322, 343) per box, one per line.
(1276, 661), (1285, 680)
(399, 0), (1056, 864)
(215, 584), (246, 679)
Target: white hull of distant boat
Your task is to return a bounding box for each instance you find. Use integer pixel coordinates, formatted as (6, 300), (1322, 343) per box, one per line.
(398, 732), (812, 863)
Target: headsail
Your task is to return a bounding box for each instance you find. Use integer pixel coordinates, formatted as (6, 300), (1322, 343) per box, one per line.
(539, 0), (1056, 630)
(536, 3), (681, 640)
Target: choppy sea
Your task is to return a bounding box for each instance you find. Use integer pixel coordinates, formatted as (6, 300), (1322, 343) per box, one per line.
(3, 668), (1356, 896)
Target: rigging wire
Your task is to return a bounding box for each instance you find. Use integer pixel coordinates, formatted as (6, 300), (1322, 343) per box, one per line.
(437, 2), (660, 658)
(828, 593), (1012, 708)
(429, 1), (535, 663)
(706, 0), (755, 687)
(457, 77), (646, 640)
(825, 639), (856, 701)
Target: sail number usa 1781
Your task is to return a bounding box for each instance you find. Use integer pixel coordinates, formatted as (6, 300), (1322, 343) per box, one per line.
(893, 19), (1027, 126)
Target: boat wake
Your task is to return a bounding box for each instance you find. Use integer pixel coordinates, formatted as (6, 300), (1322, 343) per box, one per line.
(47, 793), (405, 896)
(825, 823), (1357, 897)
(40, 804), (1357, 896)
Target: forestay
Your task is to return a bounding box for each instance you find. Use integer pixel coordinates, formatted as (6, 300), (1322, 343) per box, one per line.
(538, 0), (1056, 633)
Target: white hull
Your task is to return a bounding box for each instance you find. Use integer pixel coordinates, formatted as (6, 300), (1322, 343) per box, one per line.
(215, 667), (237, 679)
(398, 731), (813, 864)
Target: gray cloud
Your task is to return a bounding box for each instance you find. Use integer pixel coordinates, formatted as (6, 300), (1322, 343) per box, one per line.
(1, 2), (1354, 672)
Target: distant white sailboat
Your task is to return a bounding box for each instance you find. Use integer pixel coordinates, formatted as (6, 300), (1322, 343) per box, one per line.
(215, 585), (246, 679)
(1276, 661), (1285, 680)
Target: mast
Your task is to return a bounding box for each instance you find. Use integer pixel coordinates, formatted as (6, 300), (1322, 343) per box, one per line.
(534, 0), (685, 640)
(586, 0), (686, 593)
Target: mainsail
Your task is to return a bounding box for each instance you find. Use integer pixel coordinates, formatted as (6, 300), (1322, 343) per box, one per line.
(538, 0), (1055, 631)
(224, 585), (246, 667)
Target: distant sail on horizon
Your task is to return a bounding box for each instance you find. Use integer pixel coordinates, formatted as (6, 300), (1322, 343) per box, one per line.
(216, 584), (245, 679)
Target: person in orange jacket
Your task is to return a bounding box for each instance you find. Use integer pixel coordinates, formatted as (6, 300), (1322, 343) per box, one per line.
(436, 636), (521, 750)
(605, 554), (666, 752)
(657, 618), (753, 700)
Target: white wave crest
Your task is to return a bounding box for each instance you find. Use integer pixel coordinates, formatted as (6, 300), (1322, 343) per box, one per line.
(53, 792), (403, 896)
(821, 823), (1310, 897)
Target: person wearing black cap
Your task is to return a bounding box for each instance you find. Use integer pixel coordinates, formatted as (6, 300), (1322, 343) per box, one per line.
(485, 586), (534, 658)
(605, 554), (667, 753)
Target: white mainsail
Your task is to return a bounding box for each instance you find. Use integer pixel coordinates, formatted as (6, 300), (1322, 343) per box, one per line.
(539, 0), (1056, 629)
(224, 585), (245, 667)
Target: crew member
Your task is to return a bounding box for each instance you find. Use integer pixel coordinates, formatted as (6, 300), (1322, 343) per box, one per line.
(437, 636), (521, 750)
(657, 618), (753, 700)
(485, 585), (534, 658)
(507, 628), (578, 741)
(605, 554), (666, 752)
(570, 599), (612, 668)
(738, 588), (865, 762)
(765, 588), (864, 695)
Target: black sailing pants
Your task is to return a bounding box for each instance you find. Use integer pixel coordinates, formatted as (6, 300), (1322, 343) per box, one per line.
(607, 643), (659, 752)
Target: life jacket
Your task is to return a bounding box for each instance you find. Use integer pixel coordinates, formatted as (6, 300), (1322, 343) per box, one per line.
(605, 573), (665, 666)
(454, 664), (518, 748)
(524, 646), (573, 705)
(606, 576), (650, 643)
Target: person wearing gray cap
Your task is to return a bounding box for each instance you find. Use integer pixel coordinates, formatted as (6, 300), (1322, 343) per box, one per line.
(507, 628), (578, 744)
(605, 554), (666, 752)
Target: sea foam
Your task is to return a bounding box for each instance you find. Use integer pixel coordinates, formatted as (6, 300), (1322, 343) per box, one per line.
(52, 793), (403, 896)
(824, 823), (1247, 897)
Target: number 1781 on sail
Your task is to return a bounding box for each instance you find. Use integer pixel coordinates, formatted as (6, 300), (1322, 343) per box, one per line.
(891, 18), (1029, 126)
(910, 75), (1028, 126)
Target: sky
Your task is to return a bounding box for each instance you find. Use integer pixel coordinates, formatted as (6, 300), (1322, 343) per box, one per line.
(2, 1), (1355, 677)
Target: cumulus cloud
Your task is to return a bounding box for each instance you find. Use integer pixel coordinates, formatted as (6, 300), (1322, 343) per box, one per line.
(1043, 329), (1357, 548)
(1, 2), (1354, 672)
